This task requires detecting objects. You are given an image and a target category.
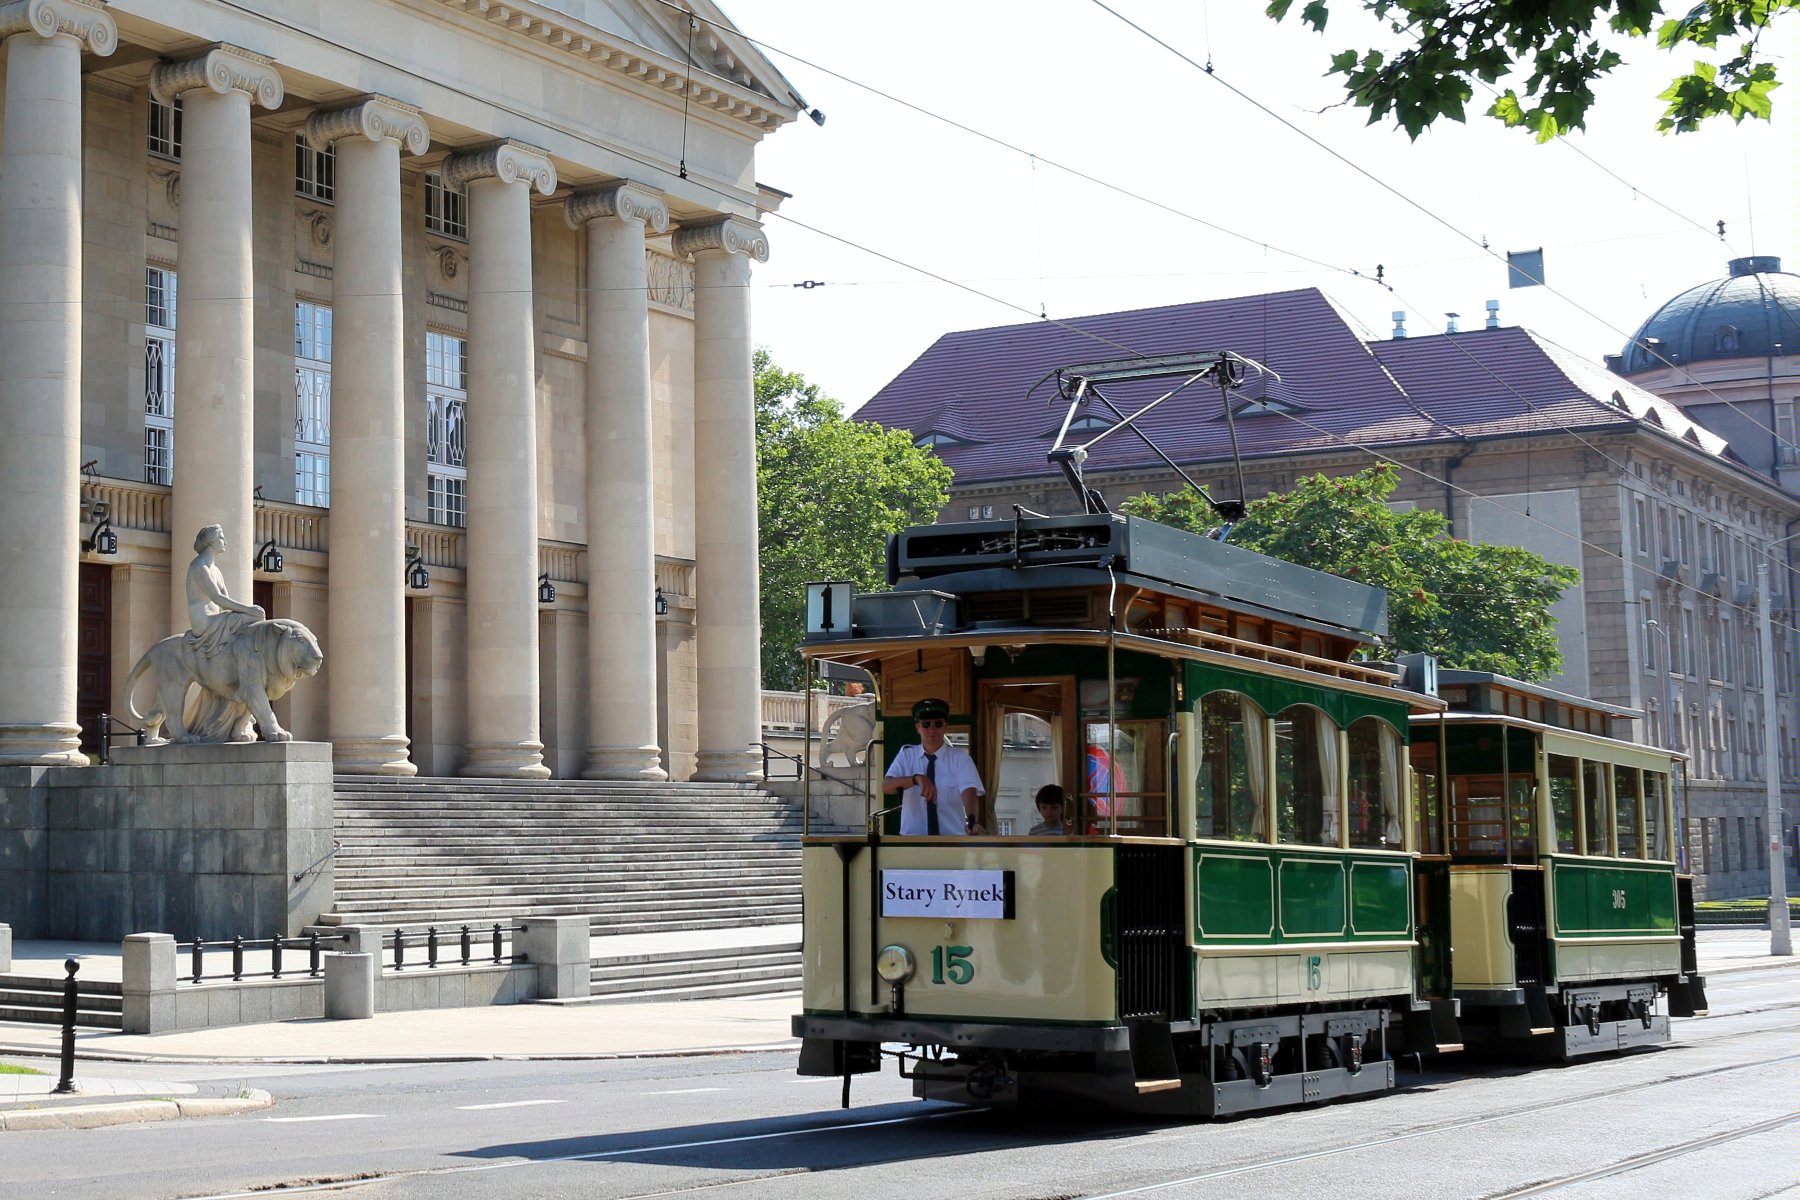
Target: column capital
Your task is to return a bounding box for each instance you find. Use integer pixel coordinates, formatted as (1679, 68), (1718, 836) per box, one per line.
(306, 95), (428, 155)
(565, 182), (668, 233)
(443, 139), (556, 195)
(151, 43), (284, 110)
(673, 216), (768, 263)
(0, 0), (115, 53)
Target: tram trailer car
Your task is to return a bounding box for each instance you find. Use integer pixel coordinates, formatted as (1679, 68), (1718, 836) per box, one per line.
(1411, 672), (1707, 1060)
(791, 512), (1706, 1115)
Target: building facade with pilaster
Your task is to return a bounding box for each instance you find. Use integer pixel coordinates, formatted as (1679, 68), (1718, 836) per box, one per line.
(0, 0), (794, 780)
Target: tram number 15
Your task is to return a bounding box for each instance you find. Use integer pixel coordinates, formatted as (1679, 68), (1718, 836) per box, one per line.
(931, 945), (975, 985)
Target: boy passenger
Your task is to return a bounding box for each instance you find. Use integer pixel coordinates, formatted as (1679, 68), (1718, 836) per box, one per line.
(884, 697), (986, 835)
(1029, 784), (1070, 835)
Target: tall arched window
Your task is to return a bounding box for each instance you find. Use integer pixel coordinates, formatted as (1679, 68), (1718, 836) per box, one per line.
(1275, 705), (1339, 847)
(1196, 691), (1267, 841)
(1346, 717), (1403, 850)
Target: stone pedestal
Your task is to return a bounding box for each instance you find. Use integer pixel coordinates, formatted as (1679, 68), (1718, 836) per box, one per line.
(0, 741), (334, 940)
(323, 952), (375, 1019)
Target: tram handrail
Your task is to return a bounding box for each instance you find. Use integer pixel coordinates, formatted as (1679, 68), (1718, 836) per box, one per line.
(1140, 626), (1402, 686)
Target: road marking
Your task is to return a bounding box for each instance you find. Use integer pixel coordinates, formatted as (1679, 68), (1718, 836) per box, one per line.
(642, 1087), (728, 1095)
(456, 1099), (567, 1111)
(262, 1113), (381, 1123)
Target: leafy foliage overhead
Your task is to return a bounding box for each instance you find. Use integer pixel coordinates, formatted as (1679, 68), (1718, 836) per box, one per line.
(1120, 465), (1581, 681)
(1265, 0), (1793, 140)
(756, 349), (953, 692)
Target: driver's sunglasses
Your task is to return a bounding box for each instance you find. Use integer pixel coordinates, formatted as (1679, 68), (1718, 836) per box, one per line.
(916, 719), (947, 729)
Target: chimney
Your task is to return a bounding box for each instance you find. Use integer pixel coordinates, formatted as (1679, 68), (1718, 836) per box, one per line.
(1391, 311), (1407, 339)
(1445, 312), (1461, 334)
(1485, 299), (1500, 329)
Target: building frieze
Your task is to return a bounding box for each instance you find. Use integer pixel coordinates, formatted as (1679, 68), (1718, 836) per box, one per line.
(151, 43), (284, 110)
(306, 96), (429, 155)
(565, 182), (669, 233)
(443, 139), (557, 195)
(426, 0), (792, 134)
(672, 216), (768, 263)
(0, 0), (115, 53)
(646, 251), (693, 312)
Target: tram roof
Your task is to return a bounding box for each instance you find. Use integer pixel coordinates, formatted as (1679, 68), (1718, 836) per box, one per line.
(885, 512), (1388, 642)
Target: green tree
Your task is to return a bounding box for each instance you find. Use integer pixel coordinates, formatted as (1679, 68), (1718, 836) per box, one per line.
(756, 349), (953, 691)
(1265, 0), (1793, 140)
(1120, 465), (1580, 679)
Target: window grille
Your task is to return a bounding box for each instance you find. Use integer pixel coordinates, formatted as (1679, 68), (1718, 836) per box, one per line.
(144, 267), (176, 484)
(148, 97), (181, 160)
(294, 301), (332, 506)
(425, 171), (467, 240)
(295, 133), (335, 202)
(426, 330), (468, 526)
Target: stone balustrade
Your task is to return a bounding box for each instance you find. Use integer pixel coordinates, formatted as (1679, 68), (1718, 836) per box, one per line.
(82, 478), (168, 532)
(256, 500), (328, 553)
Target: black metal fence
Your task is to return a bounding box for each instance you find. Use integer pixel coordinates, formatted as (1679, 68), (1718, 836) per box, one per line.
(177, 932), (348, 984)
(383, 923), (525, 972)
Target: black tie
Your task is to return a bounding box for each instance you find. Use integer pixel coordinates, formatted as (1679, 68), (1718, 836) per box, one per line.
(924, 752), (938, 835)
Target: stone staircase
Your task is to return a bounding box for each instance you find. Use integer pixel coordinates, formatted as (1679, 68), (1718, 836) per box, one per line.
(323, 779), (805, 997)
(0, 975), (123, 1030)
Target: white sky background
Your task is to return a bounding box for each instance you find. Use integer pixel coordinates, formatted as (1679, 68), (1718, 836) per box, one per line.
(721, 0), (1799, 416)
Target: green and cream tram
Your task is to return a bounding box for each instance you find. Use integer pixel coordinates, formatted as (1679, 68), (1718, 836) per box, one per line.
(1411, 671), (1707, 1058)
(793, 511), (1455, 1115)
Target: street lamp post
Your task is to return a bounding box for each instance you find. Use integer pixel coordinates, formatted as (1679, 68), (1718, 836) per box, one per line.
(1758, 530), (1798, 958)
(1643, 617), (1683, 869)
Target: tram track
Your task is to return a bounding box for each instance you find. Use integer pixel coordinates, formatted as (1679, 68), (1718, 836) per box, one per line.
(1479, 1113), (1800, 1198)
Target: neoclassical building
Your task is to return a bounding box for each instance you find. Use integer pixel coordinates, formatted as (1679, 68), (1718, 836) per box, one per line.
(0, 0), (801, 779)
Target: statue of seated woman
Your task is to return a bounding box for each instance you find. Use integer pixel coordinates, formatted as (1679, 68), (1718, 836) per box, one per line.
(185, 524), (265, 657)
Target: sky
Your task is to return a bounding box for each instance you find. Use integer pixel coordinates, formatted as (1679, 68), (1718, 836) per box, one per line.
(719, 0), (1798, 417)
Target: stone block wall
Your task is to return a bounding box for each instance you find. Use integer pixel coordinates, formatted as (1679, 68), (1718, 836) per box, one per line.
(0, 742), (333, 941)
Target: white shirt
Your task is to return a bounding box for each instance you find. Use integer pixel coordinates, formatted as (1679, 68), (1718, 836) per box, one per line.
(887, 741), (985, 836)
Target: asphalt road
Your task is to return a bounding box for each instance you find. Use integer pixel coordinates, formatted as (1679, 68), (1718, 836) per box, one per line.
(2, 966), (1794, 1200)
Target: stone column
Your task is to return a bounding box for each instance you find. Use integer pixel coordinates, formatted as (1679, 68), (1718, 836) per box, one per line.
(307, 98), (428, 776)
(0, 0), (115, 765)
(443, 141), (555, 778)
(672, 217), (768, 782)
(566, 183), (669, 781)
(151, 45), (283, 631)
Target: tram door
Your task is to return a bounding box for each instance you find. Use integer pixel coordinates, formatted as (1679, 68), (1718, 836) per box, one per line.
(979, 679), (1073, 835)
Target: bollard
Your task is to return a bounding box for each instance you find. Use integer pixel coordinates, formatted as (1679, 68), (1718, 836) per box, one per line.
(459, 925), (472, 967)
(52, 958), (79, 1094)
(322, 953), (375, 1020)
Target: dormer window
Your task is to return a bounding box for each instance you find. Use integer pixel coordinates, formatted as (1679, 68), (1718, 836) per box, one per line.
(1227, 397), (1301, 417)
(914, 432), (967, 449)
(1715, 325), (1741, 353)
(1064, 414), (1112, 434)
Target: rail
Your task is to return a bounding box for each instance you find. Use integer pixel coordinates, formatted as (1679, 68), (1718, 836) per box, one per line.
(1139, 626), (1406, 686)
(292, 839), (341, 883)
(92, 712), (148, 764)
(177, 932), (348, 984)
(384, 922), (525, 972)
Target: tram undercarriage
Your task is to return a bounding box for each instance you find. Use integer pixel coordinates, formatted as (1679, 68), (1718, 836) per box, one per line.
(1456, 974), (1706, 1060)
(800, 1005), (1417, 1117)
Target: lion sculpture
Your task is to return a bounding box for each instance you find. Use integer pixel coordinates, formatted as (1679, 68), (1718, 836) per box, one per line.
(122, 618), (324, 744)
(820, 696), (878, 768)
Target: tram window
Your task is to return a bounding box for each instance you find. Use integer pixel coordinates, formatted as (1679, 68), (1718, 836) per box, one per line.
(1644, 772), (1670, 860)
(1614, 766), (1642, 858)
(1275, 705), (1339, 847)
(1548, 755), (1579, 853)
(1081, 720), (1167, 836)
(1196, 692), (1266, 842)
(1409, 740), (1443, 855)
(1582, 760), (1612, 856)
(1346, 717), (1402, 850)
(981, 680), (1069, 836)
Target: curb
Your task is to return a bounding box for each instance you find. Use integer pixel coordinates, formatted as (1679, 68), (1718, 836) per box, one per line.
(0, 1088), (273, 1131)
(0, 1040), (799, 1067)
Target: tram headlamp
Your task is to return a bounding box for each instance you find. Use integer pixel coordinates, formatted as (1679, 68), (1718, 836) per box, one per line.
(875, 944), (915, 985)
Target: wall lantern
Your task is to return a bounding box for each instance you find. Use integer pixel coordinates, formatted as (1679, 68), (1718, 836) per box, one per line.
(537, 573), (556, 605)
(404, 546), (430, 591)
(83, 500), (118, 556)
(253, 539), (284, 574)
(654, 585), (669, 616)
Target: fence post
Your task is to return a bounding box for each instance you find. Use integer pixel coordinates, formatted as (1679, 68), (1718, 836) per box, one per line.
(514, 916), (590, 1000)
(121, 933), (176, 1034)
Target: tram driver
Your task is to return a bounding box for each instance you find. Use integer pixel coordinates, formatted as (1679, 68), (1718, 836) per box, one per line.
(884, 697), (986, 835)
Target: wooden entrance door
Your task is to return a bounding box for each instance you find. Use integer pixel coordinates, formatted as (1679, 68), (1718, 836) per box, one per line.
(76, 563), (112, 756)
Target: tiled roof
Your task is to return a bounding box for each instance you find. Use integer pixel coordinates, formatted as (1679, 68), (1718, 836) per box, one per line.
(854, 288), (1733, 485)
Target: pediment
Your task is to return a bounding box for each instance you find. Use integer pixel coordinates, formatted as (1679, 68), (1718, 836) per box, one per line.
(433, 0), (802, 131)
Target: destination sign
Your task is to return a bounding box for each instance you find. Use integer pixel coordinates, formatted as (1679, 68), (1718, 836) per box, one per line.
(881, 869), (1015, 920)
